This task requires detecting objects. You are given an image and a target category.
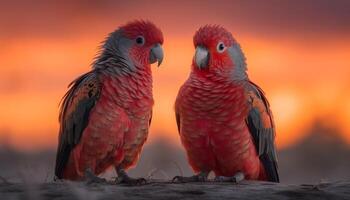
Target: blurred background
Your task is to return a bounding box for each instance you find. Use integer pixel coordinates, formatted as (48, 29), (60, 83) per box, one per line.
(0, 0), (350, 184)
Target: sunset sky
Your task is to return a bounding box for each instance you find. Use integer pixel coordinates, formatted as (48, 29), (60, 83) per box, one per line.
(0, 0), (350, 151)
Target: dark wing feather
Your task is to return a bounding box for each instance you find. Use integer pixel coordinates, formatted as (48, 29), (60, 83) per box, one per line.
(245, 81), (279, 182)
(149, 109), (153, 126)
(175, 86), (184, 134)
(54, 71), (101, 179)
(175, 112), (181, 133)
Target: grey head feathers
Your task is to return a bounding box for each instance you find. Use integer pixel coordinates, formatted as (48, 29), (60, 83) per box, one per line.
(92, 29), (135, 73)
(228, 42), (248, 81)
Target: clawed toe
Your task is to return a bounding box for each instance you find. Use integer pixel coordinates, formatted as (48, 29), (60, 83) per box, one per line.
(215, 176), (236, 182)
(172, 176), (185, 183)
(85, 176), (107, 184)
(115, 168), (147, 185)
(84, 169), (108, 184)
(129, 177), (147, 185)
(172, 173), (207, 183)
(116, 176), (147, 185)
(214, 172), (245, 183)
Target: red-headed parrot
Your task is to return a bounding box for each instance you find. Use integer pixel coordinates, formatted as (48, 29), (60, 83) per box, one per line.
(54, 20), (164, 184)
(173, 25), (279, 183)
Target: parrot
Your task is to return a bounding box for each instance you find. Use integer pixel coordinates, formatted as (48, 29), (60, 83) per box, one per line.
(54, 20), (164, 184)
(173, 25), (279, 183)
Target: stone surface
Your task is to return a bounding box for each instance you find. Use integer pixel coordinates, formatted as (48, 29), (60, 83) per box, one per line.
(1, 179), (350, 200)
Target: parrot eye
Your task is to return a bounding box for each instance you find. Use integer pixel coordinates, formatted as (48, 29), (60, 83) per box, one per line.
(217, 42), (226, 53)
(136, 36), (145, 46)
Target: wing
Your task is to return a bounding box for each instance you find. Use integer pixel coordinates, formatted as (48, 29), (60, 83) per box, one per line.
(245, 81), (279, 182)
(175, 91), (182, 134)
(175, 84), (187, 134)
(175, 112), (181, 133)
(54, 71), (101, 179)
(149, 109), (153, 126)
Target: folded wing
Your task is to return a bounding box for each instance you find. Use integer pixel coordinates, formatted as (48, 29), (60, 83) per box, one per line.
(55, 71), (101, 179)
(245, 81), (279, 182)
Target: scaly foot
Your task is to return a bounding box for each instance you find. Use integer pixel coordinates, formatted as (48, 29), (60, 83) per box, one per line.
(215, 172), (245, 183)
(115, 168), (147, 185)
(84, 168), (107, 184)
(172, 171), (209, 183)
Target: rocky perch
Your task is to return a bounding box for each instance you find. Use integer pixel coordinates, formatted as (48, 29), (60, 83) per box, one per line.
(1, 179), (350, 200)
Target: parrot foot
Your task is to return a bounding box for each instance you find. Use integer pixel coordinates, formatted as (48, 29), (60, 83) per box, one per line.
(115, 168), (147, 185)
(215, 172), (245, 183)
(84, 169), (107, 184)
(115, 176), (147, 185)
(172, 171), (209, 183)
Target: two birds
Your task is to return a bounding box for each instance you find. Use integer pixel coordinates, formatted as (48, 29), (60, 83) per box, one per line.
(55, 20), (279, 184)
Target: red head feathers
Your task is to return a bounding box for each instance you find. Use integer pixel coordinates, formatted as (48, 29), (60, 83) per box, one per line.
(192, 25), (247, 80)
(121, 20), (164, 46)
(194, 25), (235, 50)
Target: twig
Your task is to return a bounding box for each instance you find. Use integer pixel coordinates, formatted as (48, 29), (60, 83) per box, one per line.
(44, 166), (52, 183)
(159, 170), (170, 179)
(172, 161), (184, 176)
(147, 168), (158, 179)
(146, 168), (170, 180)
(0, 175), (10, 184)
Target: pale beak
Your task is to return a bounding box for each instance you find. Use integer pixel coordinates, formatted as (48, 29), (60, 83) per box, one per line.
(150, 44), (164, 67)
(195, 46), (209, 69)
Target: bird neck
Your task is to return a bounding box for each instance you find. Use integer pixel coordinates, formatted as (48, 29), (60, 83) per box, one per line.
(191, 67), (247, 85)
(99, 63), (153, 100)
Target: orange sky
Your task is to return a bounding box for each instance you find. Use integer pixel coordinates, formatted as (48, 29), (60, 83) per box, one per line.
(1, 0), (350, 150)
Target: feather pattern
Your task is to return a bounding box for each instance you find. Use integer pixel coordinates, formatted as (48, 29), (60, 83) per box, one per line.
(55, 71), (101, 178)
(176, 24), (279, 182)
(175, 73), (259, 177)
(245, 81), (279, 182)
(55, 20), (162, 180)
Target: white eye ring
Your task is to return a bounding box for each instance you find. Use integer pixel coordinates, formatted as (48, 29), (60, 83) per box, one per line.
(136, 36), (145, 46)
(216, 42), (226, 53)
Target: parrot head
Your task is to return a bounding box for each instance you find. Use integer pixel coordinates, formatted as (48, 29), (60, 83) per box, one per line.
(192, 25), (247, 80)
(96, 20), (164, 69)
(121, 20), (164, 67)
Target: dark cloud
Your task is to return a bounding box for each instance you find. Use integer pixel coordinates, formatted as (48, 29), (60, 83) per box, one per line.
(1, 0), (349, 39)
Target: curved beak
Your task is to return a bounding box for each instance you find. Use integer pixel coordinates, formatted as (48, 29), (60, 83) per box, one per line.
(150, 44), (164, 67)
(195, 46), (209, 69)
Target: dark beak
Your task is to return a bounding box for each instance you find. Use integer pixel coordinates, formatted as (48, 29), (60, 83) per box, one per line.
(150, 44), (164, 67)
(195, 46), (209, 69)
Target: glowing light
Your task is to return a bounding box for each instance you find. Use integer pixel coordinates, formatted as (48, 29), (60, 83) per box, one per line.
(1, 34), (350, 150)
